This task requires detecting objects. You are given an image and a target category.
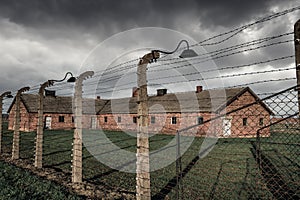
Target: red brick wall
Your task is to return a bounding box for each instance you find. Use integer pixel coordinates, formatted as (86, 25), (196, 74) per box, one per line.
(8, 101), (30, 131)
(82, 115), (98, 129)
(221, 91), (270, 137)
(96, 91), (271, 138)
(28, 113), (38, 131)
(7, 91), (271, 138)
(155, 112), (215, 136)
(46, 114), (74, 130)
(98, 112), (215, 136)
(98, 114), (135, 132)
(9, 103), (75, 131)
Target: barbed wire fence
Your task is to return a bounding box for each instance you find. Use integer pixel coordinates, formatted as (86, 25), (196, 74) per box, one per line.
(0, 6), (299, 200)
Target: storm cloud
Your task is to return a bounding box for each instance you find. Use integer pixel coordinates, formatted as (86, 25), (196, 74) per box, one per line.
(0, 0), (296, 30)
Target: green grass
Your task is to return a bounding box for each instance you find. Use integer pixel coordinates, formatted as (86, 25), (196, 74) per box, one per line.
(258, 130), (300, 198)
(0, 161), (83, 200)
(1, 122), (299, 199)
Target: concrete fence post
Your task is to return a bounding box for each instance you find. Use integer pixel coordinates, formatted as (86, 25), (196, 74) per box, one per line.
(12, 87), (30, 160)
(34, 72), (75, 168)
(34, 81), (51, 168)
(136, 51), (159, 200)
(0, 91), (12, 155)
(72, 71), (94, 183)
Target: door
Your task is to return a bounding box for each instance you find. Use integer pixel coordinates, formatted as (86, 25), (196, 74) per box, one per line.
(223, 118), (232, 136)
(45, 116), (52, 129)
(91, 117), (97, 129)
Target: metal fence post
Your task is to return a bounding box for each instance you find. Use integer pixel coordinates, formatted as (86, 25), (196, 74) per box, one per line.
(0, 96), (2, 155)
(294, 19), (300, 114)
(72, 71), (94, 183)
(176, 130), (182, 200)
(12, 87), (30, 160)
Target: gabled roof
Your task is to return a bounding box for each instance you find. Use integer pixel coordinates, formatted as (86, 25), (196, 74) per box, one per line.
(98, 87), (272, 114)
(7, 94), (108, 114)
(215, 87), (273, 114)
(8, 87), (272, 116)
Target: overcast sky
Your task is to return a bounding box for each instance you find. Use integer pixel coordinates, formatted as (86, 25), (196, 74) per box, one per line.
(0, 0), (299, 101)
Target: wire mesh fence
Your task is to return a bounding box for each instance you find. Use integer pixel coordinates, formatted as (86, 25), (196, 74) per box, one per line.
(175, 85), (299, 199)
(255, 87), (300, 199)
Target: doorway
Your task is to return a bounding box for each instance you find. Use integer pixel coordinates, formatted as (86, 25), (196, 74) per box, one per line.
(45, 116), (52, 129)
(223, 118), (232, 136)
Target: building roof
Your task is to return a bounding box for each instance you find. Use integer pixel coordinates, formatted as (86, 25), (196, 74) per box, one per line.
(98, 87), (273, 114)
(7, 94), (108, 114)
(7, 87), (273, 115)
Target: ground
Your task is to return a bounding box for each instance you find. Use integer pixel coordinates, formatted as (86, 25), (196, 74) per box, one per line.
(0, 122), (299, 199)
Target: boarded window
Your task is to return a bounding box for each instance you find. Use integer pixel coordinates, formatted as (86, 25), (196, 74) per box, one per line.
(118, 116), (121, 123)
(151, 116), (155, 124)
(198, 116), (204, 125)
(133, 116), (137, 123)
(59, 116), (64, 123)
(171, 117), (177, 124)
(243, 118), (247, 126)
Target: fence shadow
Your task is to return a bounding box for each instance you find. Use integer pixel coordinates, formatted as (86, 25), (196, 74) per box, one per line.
(252, 140), (299, 199)
(152, 155), (200, 200)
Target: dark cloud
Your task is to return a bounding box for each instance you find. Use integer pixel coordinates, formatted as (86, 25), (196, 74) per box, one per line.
(0, 0), (299, 100)
(0, 0), (296, 30)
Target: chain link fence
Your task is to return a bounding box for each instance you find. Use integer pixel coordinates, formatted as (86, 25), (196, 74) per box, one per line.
(175, 85), (299, 199)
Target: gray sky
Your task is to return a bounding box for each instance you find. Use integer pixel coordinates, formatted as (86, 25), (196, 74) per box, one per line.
(0, 0), (299, 100)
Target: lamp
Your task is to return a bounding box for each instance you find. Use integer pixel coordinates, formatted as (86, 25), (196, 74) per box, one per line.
(151, 39), (198, 62)
(1, 92), (13, 99)
(48, 72), (76, 84)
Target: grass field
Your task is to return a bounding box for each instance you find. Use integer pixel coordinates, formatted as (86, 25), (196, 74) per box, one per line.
(1, 122), (299, 199)
(0, 161), (83, 200)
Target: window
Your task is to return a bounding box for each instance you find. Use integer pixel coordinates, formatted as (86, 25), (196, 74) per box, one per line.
(243, 118), (247, 126)
(259, 118), (264, 126)
(59, 116), (65, 123)
(198, 116), (204, 125)
(133, 116), (137, 123)
(104, 116), (108, 123)
(171, 117), (177, 124)
(118, 116), (121, 123)
(151, 116), (155, 124)
(72, 116), (74, 123)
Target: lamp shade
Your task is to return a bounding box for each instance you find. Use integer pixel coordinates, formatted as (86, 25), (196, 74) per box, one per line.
(67, 76), (76, 82)
(179, 49), (198, 58)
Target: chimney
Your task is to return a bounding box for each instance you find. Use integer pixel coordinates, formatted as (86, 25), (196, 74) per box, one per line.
(157, 89), (167, 96)
(132, 87), (138, 97)
(196, 86), (203, 93)
(96, 96), (101, 100)
(45, 89), (56, 97)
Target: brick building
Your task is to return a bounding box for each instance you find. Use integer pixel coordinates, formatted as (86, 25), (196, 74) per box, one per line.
(7, 86), (272, 137)
(98, 86), (272, 137)
(7, 93), (106, 132)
